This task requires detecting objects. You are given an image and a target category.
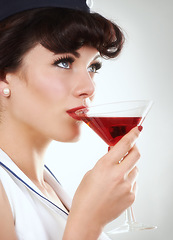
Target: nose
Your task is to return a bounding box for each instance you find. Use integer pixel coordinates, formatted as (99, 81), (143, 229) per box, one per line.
(72, 71), (95, 100)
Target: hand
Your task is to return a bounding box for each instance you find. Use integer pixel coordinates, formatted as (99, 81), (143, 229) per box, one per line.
(63, 126), (141, 240)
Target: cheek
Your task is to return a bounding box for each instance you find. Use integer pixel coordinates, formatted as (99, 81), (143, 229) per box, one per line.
(28, 68), (72, 104)
(10, 71), (70, 122)
(31, 72), (70, 101)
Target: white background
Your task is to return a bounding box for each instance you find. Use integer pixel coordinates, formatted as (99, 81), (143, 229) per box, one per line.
(45, 1), (173, 239)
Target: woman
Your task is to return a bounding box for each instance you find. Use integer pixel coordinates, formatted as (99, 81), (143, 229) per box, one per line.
(0, 1), (141, 239)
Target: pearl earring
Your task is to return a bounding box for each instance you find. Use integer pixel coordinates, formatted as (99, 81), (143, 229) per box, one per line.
(3, 88), (10, 96)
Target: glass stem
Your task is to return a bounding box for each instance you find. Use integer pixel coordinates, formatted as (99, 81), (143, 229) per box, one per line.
(125, 207), (136, 224)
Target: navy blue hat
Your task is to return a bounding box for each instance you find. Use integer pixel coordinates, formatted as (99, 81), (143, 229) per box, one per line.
(0, 0), (92, 21)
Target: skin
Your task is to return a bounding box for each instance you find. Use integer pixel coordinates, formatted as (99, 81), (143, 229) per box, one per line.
(0, 44), (140, 239)
(0, 44), (98, 182)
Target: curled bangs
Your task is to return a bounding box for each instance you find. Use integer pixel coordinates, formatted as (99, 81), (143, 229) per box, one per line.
(0, 8), (124, 76)
(32, 8), (124, 58)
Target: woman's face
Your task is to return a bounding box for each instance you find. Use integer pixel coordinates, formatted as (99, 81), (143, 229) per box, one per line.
(6, 44), (101, 142)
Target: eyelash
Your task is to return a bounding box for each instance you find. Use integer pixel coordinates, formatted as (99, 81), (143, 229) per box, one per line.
(53, 56), (102, 73)
(53, 56), (74, 69)
(88, 62), (102, 73)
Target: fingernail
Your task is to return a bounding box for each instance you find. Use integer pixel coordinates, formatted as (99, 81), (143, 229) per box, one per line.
(138, 125), (143, 132)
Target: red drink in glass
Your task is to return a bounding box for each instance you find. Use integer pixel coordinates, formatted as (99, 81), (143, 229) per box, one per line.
(80, 116), (142, 146)
(67, 100), (155, 233)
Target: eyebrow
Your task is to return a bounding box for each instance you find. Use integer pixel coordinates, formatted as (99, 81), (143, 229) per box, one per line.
(72, 52), (101, 61)
(53, 51), (101, 61)
(53, 51), (79, 58)
(92, 53), (101, 61)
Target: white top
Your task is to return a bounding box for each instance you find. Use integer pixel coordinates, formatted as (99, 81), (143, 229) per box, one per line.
(0, 148), (110, 240)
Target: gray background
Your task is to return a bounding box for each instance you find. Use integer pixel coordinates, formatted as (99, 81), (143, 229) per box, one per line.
(45, 1), (173, 239)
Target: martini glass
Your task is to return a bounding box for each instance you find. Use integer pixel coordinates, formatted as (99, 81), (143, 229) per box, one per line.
(67, 100), (156, 233)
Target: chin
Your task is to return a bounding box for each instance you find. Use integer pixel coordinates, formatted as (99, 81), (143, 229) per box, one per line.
(66, 136), (80, 143)
(54, 125), (81, 143)
(55, 134), (80, 143)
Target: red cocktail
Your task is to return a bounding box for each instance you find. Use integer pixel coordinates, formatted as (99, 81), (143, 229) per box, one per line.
(78, 116), (142, 146)
(68, 100), (156, 233)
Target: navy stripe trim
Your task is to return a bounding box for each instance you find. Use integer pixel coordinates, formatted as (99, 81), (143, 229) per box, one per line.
(0, 162), (68, 217)
(44, 165), (61, 185)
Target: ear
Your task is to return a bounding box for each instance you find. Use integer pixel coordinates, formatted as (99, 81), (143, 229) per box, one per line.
(0, 77), (11, 98)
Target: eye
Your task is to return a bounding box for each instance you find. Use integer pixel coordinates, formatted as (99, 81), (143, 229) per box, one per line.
(58, 61), (70, 69)
(53, 56), (74, 69)
(88, 62), (102, 73)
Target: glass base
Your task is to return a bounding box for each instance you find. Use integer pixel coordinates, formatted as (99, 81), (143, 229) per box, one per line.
(107, 221), (157, 234)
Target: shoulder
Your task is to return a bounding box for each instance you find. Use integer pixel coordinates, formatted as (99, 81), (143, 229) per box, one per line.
(0, 181), (17, 239)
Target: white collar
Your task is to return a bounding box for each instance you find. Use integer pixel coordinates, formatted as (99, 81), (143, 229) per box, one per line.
(0, 148), (71, 218)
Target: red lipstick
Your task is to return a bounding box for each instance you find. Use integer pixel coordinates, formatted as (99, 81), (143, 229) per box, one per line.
(67, 106), (87, 120)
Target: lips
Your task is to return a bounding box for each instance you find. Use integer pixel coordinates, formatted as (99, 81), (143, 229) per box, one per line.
(67, 106), (87, 120)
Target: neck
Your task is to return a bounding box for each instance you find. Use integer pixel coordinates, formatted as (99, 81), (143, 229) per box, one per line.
(0, 119), (51, 184)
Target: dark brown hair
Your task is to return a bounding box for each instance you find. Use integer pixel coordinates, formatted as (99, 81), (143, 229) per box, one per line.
(0, 7), (124, 78)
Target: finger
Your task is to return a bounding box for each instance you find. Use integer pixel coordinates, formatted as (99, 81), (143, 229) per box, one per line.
(107, 126), (142, 164)
(126, 166), (139, 184)
(132, 182), (137, 194)
(108, 146), (113, 152)
(120, 145), (140, 173)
